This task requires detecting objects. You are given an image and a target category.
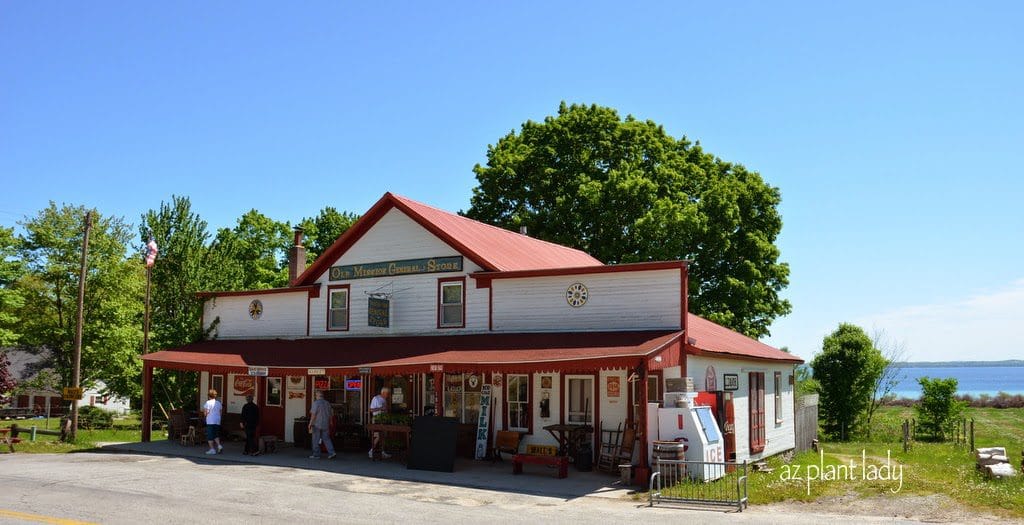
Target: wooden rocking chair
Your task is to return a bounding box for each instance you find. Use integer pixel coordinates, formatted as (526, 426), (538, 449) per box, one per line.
(615, 426), (637, 466)
(597, 422), (623, 473)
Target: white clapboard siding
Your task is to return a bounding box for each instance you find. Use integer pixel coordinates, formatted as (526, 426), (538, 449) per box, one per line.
(686, 355), (797, 463)
(203, 292), (308, 339)
(307, 207), (487, 336)
(491, 269), (682, 332)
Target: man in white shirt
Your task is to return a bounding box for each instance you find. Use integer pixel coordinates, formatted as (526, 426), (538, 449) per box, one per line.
(369, 387), (390, 459)
(203, 389), (223, 455)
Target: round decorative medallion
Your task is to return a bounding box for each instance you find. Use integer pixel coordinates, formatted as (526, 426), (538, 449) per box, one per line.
(248, 299), (263, 320)
(468, 374), (480, 389)
(566, 282), (588, 307)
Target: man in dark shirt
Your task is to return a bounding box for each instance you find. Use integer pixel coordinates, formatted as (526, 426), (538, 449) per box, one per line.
(241, 394), (260, 456)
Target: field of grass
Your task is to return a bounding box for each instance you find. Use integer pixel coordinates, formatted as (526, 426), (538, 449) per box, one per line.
(1, 415), (164, 453)
(743, 406), (1024, 517)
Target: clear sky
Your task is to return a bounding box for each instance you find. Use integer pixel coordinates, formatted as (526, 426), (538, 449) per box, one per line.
(2, 2), (1022, 362)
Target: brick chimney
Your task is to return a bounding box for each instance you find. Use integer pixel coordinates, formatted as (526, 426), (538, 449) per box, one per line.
(288, 226), (306, 286)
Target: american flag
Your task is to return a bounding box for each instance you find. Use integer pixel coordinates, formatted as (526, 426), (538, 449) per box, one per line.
(144, 239), (159, 268)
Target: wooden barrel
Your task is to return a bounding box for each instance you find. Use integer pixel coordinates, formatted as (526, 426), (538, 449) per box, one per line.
(652, 440), (687, 481)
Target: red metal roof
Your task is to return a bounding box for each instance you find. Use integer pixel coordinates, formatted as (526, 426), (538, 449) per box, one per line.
(295, 193), (602, 285)
(141, 331), (682, 375)
(686, 314), (803, 363)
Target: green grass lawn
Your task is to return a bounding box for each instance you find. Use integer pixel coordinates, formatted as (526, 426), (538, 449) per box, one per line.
(1, 415), (165, 453)
(743, 406), (1024, 517)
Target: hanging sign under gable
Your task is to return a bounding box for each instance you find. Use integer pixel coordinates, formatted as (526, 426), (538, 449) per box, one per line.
(368, 297), (390, 327)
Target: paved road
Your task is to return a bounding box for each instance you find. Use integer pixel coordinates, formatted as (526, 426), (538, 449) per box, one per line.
(0, 452), (947, 524)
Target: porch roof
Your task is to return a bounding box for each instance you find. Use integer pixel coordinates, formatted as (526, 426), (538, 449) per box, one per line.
(141, 330), (684, 375)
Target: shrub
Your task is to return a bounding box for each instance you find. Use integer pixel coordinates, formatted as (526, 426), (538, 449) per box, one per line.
(78, 405), (114, 430)
(914, 377), (966, 441)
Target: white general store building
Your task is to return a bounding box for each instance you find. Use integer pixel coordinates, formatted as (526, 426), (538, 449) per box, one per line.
(141, 192), (802, 480)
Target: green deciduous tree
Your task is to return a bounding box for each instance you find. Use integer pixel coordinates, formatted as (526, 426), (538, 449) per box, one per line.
(299, 207), (359, 260)
(16, 203), (144, 400)
(915, 377), (966, 441)
(213, 210), (291, 289)
(811, 323), (887, 440)
(466, 102), (790, 338)
(140, 196), (244, 409)
(0, 350), (15, 405)
(0, 226), (25, 347)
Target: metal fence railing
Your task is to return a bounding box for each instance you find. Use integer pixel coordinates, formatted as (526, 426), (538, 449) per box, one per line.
(649, 459), (748, 511)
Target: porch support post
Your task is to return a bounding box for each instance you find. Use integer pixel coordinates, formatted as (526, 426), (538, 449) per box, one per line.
(141, 363), (154, 442)
(635, 360), (651, 484)
(433, 371), (443, 416)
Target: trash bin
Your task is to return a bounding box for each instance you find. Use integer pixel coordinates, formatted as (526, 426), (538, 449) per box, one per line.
(576, 443), (593, 471)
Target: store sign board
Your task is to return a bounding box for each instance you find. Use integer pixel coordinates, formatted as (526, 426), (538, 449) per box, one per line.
(314, 378), (330, 391)
(474, 384), (492, 460)
(62, 387), (83, 401)
(329, 256), (463, 281)
(247, 366), (268, 377)
(368, 297), (390, 327)
(359, 367), (372, 375)
(345, 378), (362, 391)
(307, 368), (326, 376)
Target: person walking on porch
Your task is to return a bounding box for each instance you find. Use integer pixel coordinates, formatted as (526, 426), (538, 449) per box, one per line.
(308, 390), (336, 459)
(369, 387), (391, 459)
(203, 389), (223, 455)
(240, 395), (260, 456)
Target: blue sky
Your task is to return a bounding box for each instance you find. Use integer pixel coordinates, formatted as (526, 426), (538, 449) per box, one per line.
(2, 2), (1022, 361)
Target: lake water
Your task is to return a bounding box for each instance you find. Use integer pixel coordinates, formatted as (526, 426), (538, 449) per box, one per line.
(890, 366), (1024, 398)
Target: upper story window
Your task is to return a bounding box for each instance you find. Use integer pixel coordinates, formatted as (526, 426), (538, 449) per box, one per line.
(328, 285), (350, 331)
(774, 371), (783, 424)
(438, 277), (465, 328)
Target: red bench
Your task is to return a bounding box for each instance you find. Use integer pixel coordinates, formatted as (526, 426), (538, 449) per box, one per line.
(512, 454), (568, 479)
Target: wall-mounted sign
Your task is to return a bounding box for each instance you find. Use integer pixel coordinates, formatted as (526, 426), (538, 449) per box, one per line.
(248, 366), (268, 377)
(429, 364), (444, 372)
(314, 378), (330, 391)
(565, 282), (588, 307)
(723, 373), (739, 391)
(329, 256), (463, 281)
(234, 375), (256, 396)
(62, 387), (83, 401)
(307, 368), (326, 376)
(345, 378), (362, 391)
(705, 365), (717, 391)
(607, 376), (621, 398)
(474, 384), (492, 460)
(287, 376), (306, 391)
(359, 367), (372, 375)
(368, 297), (390, 327)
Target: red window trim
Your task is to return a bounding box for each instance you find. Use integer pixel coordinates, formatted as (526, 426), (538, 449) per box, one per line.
(436, 277), (466, 329)
(749, 372), (766, 454)
(504, 373), (533, 435)
(326, 284), (351, 332)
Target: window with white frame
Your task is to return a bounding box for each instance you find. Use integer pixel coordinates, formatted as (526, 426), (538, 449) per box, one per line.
(439, 280), (464, 327)
(328, 287), (349, 330)
(507, 374), (529, 431)
(444, 373), (481, 424)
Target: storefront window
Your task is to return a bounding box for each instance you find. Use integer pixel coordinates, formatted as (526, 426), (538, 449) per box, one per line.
(319, 376), (362, 423)
(507, 374), (529, 431)
(444, 373), (481, 424)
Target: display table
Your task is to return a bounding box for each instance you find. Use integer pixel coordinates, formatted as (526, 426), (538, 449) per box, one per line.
(365, 423), (411, 461)
(542, 423), (593, 458)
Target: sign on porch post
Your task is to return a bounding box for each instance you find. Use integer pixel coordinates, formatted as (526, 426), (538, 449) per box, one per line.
(474, 384), (492, 460)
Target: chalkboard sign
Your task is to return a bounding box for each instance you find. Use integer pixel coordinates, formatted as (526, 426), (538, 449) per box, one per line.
(368, 297), (390, 327)
(408, 416), (458, 473)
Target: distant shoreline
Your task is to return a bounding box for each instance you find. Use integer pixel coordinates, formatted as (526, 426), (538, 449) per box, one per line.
(894, 360), (1024, 368)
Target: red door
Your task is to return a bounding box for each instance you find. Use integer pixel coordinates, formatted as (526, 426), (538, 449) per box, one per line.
(261, 377), (285, 440)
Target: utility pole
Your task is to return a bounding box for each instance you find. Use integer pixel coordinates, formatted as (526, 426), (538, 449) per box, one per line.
(69, 211), (91, 442)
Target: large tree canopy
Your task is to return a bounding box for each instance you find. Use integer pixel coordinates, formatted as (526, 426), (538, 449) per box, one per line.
(0, 226), (25, 347)
(15, 203), (144, 399)
(299, 207), (360, 261)
(466, 103), (790, 337)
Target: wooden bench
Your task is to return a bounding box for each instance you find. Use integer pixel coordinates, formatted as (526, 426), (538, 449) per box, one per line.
(512, 454), (568, 479)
